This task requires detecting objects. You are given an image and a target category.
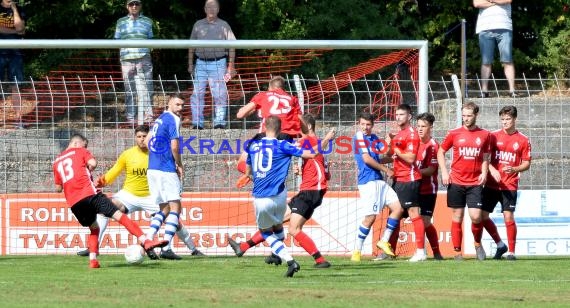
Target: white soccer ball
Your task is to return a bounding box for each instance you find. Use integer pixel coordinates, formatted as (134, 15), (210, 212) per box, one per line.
(124, 245), (144, 265)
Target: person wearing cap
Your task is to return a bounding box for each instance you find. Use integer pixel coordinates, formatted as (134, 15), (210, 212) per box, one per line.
(187, 0), (236, 130)
(115, 0), (154, 125)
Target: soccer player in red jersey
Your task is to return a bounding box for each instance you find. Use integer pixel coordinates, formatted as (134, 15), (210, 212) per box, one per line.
(437, 102), (491, 260)
(382, 104), (425, 262)
(237, 75), (302, 138)
(415, 112), (443, 260)
(235, 75), (302, 174)
(276, 114), (334, 268)
(232, 76), (304, 251)
(482, 105), (531, 261)
(52, 134), (168, 268)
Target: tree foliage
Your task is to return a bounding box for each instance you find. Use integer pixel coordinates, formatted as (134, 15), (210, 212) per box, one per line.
(16, 0), (570, 79)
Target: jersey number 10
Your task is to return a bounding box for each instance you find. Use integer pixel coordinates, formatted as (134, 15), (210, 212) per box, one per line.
(252, 146), (274, 173)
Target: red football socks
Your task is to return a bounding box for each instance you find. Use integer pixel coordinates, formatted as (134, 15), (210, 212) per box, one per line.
(118, 214), (143, 237)
(483, 218), (502, 244)
(505, 220), (517, 253)
(411, 216), (425, 249)
(451, 221), (462, 251)
(425, 224), (441, 255)
(89, 227), (100, 256)
(471, 222), (484, 244)
(294, 231), (325, 263)
(241, 230), (264, 252)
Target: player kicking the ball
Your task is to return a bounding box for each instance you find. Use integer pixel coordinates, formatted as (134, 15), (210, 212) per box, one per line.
(53, 133), (168, 268)
(76, 125), (204, 259)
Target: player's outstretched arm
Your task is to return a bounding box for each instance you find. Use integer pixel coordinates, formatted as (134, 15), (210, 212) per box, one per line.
(236, 102), (256, 119)
(320, 128), (336, 151)
(99, 153), (127, 187)
(305, 128), (336, 154)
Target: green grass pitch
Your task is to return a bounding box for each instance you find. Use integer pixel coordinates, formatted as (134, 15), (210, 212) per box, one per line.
(1, 255), (569, 307)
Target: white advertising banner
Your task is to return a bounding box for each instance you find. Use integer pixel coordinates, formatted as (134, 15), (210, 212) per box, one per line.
(464, 190), (570, 256)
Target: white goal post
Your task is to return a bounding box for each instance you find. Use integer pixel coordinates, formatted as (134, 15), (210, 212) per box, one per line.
(1, 39), (429, 113)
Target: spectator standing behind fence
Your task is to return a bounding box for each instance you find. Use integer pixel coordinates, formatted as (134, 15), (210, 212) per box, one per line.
(474, 0), (516, 98)
(187, 0), (236, 130)
(0, 0), (25, 128)
(115, 0), (154, 125)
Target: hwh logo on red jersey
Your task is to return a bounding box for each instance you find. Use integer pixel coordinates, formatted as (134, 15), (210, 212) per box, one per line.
(459, 147), (481, 157)
(495, 150), (516, 163)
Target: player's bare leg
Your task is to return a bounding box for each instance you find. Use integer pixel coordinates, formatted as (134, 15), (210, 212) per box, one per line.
(282, 205), (292, 224)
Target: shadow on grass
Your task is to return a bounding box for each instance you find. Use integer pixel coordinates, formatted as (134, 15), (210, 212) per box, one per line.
(106, 261), (164, 268)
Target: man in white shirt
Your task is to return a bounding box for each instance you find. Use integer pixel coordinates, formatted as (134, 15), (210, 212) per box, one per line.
(474, 0), (516, 98)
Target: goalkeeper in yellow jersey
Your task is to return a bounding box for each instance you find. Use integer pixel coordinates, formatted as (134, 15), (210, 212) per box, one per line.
(77, 125), (204, 259)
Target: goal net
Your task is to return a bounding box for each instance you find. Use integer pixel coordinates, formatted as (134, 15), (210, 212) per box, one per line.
(0, 40), (428, 259)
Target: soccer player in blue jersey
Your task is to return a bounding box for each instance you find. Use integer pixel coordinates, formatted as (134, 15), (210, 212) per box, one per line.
(351, 112), (404, 262)
(144, 93), (186, 256)
(242, 115), (317, 277)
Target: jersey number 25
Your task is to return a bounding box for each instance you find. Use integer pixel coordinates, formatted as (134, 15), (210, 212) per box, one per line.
(268, 95), (292, 115)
